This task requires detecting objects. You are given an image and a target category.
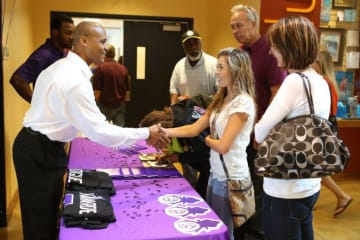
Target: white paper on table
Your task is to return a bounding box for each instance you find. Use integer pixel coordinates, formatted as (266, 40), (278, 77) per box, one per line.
(96, 168), (121, 176)
(346, 51), (360, 69)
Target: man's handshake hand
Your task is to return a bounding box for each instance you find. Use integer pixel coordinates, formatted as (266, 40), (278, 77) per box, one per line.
(147, 124), (170, 149)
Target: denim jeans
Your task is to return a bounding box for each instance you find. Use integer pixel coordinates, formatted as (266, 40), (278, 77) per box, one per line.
(98, 102), (126, 127)
(263, 191), (320, 240)
(206, 173), (234, 240)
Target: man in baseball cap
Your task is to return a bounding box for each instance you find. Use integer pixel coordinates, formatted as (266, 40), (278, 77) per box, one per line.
(180, 30), (203, 63)
(181, 30), (202, 43)
(169, 29), (217, 198)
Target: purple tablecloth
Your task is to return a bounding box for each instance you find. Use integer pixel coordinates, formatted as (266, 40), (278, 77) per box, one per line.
(67, 138), (182, 178)
(68, 137), (151, 169)
(59, 178), (229, 240)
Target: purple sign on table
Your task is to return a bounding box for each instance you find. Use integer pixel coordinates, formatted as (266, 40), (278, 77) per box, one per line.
(59, 178), (229, 240)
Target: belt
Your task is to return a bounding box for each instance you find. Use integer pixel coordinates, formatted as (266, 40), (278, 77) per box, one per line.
(24, 127), (44, 137)
(23, 127), (65, 147)
(23, 127), (52, 143)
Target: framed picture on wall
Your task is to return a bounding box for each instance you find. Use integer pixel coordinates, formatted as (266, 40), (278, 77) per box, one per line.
(320, 0), (332, 21)
(320, 28), (344, 65)
(335, 70), (354, 102)
(332, 0), (357, 9)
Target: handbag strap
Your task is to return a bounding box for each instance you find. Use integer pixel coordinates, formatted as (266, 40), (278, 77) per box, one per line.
(212, 112), (231, 180)
(219, 153), (230, 180)
(296, 72), (315, 114)
(220, 153), (253, 189)
(327, 83), (335, 116)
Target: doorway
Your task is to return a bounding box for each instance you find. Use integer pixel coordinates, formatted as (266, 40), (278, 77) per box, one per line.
(124, 20), (189, 126)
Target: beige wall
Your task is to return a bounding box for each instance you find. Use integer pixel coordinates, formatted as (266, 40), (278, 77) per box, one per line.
(29, 0), (209, 50)
(2, 0), (261, 214)
(2, 0), (33, 214)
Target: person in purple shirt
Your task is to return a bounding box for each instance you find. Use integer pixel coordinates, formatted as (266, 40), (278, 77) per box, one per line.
(230, 4), (287, 240)
(9, 14), (75, 103)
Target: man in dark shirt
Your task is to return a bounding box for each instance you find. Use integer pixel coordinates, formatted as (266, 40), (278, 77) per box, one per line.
(92, 44), (131, 127)
(230, 4), (287, 240)
(9, 14), (75, 103)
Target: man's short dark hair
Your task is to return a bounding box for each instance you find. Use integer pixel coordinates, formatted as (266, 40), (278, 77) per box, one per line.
(51, 14), (74, 31)
(106, 45), (116, 59)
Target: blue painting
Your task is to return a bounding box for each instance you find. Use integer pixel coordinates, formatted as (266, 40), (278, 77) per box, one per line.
(335, 71), (354, 102)
(320, 0), (332, 22)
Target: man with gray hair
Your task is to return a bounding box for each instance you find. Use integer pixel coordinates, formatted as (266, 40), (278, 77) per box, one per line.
(169, 29), (217, 104)
(230, 4), (286, 240)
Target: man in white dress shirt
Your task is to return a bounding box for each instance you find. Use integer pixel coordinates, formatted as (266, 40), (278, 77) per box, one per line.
(12, 21), (168, 240)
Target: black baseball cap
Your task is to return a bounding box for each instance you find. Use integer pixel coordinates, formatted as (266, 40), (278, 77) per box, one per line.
(181, 30), (201, 43)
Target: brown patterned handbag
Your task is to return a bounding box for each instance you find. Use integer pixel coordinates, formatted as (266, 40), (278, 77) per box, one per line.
(220, 154), (255, 228)
(254, 72), (350, 179)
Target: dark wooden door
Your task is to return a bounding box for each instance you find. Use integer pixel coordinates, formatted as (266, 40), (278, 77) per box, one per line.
(123, 21), (190, 127)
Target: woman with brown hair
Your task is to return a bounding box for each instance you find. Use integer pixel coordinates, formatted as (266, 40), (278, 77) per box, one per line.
(254, 16), (328, 240)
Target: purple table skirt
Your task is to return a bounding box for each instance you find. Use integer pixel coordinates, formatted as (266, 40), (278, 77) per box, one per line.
(68, 137), (153, 169)
(59, 178), (229, 240)
(67, 138), (182, 178)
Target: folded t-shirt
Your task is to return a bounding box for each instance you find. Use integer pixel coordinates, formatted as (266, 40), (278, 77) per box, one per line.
(66, 169), (115, 196)
(62, 190), (116, 229)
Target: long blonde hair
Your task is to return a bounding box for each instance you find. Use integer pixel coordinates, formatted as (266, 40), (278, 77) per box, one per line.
(207, 48), (256, 114)
(313, 50), (339, 94)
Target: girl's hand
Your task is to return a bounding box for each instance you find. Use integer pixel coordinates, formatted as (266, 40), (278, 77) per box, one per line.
(205, 135), (213, 147)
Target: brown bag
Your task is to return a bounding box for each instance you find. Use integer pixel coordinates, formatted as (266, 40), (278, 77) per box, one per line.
(255, 73), (350, 179)
(220, 154), (255, 228)
(227, 178), (255, 227)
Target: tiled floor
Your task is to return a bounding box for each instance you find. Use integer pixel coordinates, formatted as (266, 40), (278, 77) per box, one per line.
(0, 199), (22, 240)
(313, 174), (359, 240)
(0, 173), (358, 240)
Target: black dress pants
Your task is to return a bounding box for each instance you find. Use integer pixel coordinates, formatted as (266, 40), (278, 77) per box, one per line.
(13, 127), (67, 240)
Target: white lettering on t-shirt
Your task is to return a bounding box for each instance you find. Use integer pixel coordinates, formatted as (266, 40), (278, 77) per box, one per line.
(68, 169), (83, 184)
(79, 192), (100, 214)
